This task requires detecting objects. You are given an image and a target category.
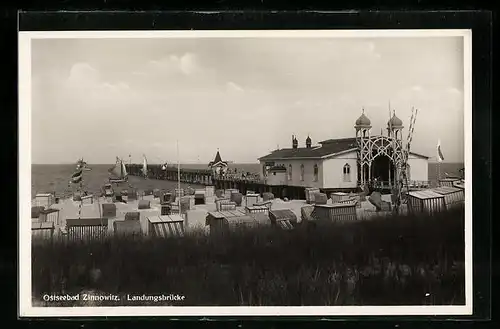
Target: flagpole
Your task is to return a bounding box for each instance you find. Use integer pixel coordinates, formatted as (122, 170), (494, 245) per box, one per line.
(438, 160), (441, 186)
(177, 140), (181, 215)
(78, 161), (83, 219)
(437, 139), (443, 187)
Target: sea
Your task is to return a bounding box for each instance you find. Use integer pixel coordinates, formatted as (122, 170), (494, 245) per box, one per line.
(31, 162), (464, 199)
(31, 163), (261, 199)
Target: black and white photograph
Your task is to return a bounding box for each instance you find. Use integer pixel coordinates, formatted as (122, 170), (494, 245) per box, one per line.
(19, 29), (472, 317)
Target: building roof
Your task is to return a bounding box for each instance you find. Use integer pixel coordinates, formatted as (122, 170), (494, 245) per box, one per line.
(259, 136), (429, 160)
(259, 138), (358, 161)
(208, 150), (228, 168)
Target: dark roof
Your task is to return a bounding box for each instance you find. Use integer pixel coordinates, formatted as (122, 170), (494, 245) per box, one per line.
(208, 150), (228, 167)
(259, 137), (429, 160)
(213, 151), (222, 163)
(259, 138), (357, 160)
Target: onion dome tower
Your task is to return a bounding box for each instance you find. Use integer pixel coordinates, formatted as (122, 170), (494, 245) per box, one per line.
(354, 108), (372, 138)
(387, 110), (404, 139)
(354, 108), (373, 189)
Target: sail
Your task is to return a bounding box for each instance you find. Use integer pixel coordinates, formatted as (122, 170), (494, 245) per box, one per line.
(142, 155), (148, 176)
(121, 160), (128, 178)
(109, 157), (123, 178)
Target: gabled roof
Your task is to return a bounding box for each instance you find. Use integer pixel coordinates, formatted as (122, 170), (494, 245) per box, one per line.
(208, 150), (228, 167)
(258, 138), (358, 161)
(258, 137), (429, 160)
(213, 150), (222, 163)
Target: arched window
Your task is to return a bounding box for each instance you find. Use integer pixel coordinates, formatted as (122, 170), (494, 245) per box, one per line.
(288, 164), (292, 181)
(343, 163), (351, 182)
(313, 164), (319, 182)
(300, 164), (305, 181)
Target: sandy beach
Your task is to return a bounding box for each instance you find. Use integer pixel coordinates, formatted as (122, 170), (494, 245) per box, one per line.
(33, 189), (400, 240)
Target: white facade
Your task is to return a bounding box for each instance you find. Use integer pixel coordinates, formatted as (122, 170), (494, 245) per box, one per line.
(322, 151), (359, 189)
(261, 159), (323, 188)
(260, 150), (429, 189)
(260, 154), (357, 189)
(266, 171), (287, 185)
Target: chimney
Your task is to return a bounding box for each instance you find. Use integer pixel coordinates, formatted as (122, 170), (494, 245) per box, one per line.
(306, 135), (312, 148)
(292, 135), (298, 149)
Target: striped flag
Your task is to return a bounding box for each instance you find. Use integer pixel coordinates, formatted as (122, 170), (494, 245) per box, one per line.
(437, 139), (444, 163)
(70, 169), (83, 184)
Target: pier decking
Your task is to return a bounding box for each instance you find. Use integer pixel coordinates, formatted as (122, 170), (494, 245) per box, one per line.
(126, 164), (429, 200)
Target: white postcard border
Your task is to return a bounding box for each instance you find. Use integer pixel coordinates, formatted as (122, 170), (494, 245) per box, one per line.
(18, 29), (473, 317)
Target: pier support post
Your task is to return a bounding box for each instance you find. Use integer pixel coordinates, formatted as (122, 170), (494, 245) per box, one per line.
(388, 164), (392, 188)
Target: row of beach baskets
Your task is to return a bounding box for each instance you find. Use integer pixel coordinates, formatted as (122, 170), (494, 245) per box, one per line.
(32, 213), (187, 242)
(305, 188), (361, 207)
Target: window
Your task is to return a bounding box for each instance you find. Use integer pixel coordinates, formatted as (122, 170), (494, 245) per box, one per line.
(343, 164), (351, 182)
(288, 164), (292, 181)
(300, 164), (305, 181)
(313, 164), (319, 182)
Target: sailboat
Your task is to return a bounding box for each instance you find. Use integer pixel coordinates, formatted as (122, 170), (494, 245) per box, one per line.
(108, 157), (128, 184)
(141, 154), (148, 179)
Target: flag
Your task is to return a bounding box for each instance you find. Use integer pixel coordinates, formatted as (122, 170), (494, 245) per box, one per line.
(437, 139), (444, 163)
(70, 169), (83, 184)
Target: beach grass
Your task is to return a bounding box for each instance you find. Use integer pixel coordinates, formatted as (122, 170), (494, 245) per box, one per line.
(32, 205), (465, 307)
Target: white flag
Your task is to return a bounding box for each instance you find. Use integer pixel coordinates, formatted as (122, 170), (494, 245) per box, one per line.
(437, 139), (444, 163)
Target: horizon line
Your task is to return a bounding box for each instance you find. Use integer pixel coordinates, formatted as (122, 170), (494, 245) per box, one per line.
(30, 161), (464, 165)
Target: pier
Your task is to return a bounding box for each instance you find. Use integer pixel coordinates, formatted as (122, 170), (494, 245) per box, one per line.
(126, 164), (435, 200)
(126, 164), (311, 200)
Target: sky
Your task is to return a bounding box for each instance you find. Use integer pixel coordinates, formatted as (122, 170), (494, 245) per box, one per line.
(30, 36), (465, 164)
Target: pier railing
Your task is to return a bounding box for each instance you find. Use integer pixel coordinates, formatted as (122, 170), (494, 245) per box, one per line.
(126, 164), (265, 185)
(125, 164), (438, 200)
(357, 180), (432, 190)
